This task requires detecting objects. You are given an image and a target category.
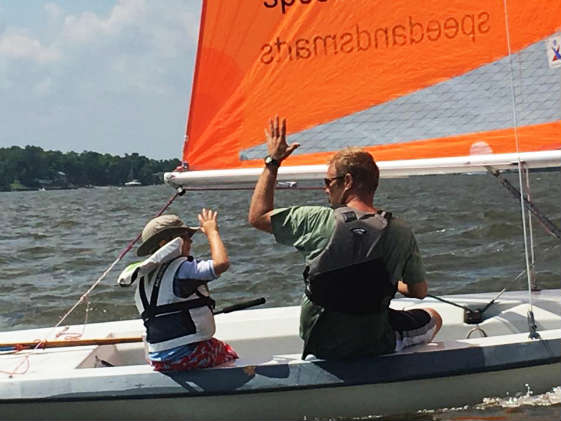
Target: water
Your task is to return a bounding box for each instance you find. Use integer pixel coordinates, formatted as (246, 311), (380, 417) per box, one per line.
(1, 171), (560, 420)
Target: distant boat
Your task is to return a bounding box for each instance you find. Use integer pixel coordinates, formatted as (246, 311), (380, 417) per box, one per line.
(124, 160), (142, 186)
(124, 179), (142, 187)
(277, 181), (297, 188)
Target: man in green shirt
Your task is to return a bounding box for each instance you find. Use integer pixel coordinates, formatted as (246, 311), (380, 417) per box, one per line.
(249, 117), (442, 359)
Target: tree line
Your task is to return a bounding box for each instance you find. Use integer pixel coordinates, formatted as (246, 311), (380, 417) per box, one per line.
(0, 146), (181, 191)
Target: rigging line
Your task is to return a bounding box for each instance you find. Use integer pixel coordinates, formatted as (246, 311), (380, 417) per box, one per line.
(480, 289), (507, 314)
(49, 187), (186, 332)
(523, 165), (538, 290)
(10, 187), (186, 370)
(7, 187), (185, 377)
(501, 0), (534, 314)
(426, 295), (472, 312)
(485, 167), (561, 240)
(428, 289), (506, 316)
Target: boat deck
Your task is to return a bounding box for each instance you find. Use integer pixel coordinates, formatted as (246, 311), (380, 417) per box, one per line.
(1, 290), (559, 372)
(0, 290), (559, 421)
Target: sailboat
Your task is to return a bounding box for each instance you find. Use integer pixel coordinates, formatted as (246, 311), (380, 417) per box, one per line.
(124, 163), (142, 187)
(123, 179), (142, 187)
(1, 1), (559, 420)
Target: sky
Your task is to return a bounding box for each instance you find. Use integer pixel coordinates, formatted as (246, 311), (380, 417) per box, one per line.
(0, 0), (201, 160)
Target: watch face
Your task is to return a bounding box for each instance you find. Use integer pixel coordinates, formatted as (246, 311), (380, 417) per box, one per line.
(265, 155), (279, 167)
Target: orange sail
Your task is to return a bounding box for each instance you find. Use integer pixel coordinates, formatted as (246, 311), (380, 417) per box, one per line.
(184, 0), (561, 171)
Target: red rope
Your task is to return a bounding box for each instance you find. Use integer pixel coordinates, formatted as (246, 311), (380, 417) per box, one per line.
(118, 188), (185, 259)
(3, 188), (185, 377)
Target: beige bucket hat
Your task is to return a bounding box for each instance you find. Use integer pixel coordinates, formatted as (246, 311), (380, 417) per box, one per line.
(137, 214), (199, 257)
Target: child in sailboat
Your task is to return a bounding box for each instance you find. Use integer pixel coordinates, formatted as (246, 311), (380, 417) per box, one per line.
(117, 210), (238, 371)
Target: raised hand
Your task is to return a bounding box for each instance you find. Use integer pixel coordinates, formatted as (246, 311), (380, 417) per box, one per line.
(265, 116), (300, 162)
(197, 208), (229, 274)
(198, 208), (219, 235)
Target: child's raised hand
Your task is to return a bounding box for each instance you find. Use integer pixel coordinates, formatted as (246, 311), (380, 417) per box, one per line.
(197, 208), (219, 235)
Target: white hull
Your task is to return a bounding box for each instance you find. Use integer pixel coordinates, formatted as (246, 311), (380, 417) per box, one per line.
(1, 364), (558, 421)
(1, 290), (560, 420)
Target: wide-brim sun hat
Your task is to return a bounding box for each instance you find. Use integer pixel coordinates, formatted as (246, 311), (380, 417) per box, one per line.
(137, 214), (199, 257)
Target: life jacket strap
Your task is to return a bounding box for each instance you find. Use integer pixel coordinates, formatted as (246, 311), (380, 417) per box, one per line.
(140, 296), (216, 321)
(139, 258), (215, 322)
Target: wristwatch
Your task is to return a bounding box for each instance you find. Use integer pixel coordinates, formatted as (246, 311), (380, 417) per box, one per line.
(264, 155), (280, 168)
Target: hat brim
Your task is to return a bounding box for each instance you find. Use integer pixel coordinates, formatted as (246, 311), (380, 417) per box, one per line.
(137, 226), (199, 257)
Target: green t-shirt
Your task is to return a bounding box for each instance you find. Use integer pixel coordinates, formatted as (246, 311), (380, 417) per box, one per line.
(271, 205), (425, 359)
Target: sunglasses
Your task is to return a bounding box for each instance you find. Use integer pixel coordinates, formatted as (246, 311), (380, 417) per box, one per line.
(323, 175), (345, 187)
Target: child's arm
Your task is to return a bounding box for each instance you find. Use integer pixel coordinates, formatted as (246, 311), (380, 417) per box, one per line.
(198, 208), (230, 275)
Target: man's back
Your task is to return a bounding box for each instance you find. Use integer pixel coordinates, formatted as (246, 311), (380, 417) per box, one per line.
(271, 205), (425, 359)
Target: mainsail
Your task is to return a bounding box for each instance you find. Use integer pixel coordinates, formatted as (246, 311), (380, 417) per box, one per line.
(166, 0), (561, 187)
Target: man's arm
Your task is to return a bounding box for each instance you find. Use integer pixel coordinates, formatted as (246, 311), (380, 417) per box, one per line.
(397, 280), (428, 299)
(248, 116), (299, 233)
(248, 166), (278, 233)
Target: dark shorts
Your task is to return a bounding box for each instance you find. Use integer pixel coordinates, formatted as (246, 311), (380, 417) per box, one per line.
(388, 308), (436, 351)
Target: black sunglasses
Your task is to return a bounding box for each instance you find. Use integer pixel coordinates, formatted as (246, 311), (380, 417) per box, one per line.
(323, 175), (345, 187)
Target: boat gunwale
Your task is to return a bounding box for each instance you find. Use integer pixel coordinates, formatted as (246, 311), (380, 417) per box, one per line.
(1, 332), (559, 403)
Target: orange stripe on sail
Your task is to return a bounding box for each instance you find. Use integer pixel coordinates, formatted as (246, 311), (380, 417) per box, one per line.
(235, 122), (561, 169)
(184, 0), (561, 170)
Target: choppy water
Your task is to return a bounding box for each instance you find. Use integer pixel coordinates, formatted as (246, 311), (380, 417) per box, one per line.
(1, 171), (560, 420)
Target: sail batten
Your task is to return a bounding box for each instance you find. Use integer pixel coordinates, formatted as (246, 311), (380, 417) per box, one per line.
(174, 0), (560, 183)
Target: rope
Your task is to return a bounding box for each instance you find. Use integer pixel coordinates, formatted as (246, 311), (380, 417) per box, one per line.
(0, 355), (30, 376)
(4, 187), (186, 377)
(47, 187), (185, 334)
(486, 167), (561, 240)
(428, 289), (506, 316)
(502, 0), (534, 315)
(523, 166), (538, 290)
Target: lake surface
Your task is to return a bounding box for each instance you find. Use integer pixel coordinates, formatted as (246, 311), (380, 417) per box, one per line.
(1, 171), (559, 420)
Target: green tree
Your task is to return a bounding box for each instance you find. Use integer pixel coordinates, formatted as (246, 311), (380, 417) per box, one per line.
(0, 146), (181, 190)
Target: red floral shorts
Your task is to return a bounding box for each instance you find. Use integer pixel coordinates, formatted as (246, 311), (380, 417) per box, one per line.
(151, 338), (238, 372)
